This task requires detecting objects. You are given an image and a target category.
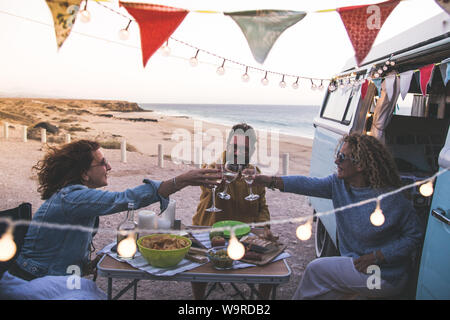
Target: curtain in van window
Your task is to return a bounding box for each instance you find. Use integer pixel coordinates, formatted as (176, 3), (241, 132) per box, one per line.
(371, 74), (400, 142)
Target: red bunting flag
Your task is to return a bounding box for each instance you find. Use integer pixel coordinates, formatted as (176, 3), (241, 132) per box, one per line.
(419, 64), (435, 96)
(337, 0), (400, 66)
(120, 2), (188, 68)
(361, 79), (369, 100)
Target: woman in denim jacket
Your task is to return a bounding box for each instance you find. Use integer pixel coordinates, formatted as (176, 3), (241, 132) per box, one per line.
(10, 140), (220, 280)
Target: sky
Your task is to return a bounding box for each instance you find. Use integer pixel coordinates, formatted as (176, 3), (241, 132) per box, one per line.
(0, 0), (445, 106)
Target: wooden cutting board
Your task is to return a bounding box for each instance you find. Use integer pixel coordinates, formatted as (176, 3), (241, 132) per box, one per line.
(239, 244), (287, 266)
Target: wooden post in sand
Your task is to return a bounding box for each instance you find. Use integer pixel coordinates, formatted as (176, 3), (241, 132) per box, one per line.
(194, 147), (202, 168)
(22, 125), (27, 142)
(40, 128), (46, 144)
(65, 133), (71, 144)
(158, 144), (164, 168)
(3, 122), (9, 140)
(282, 153), (289, 175)
(121, 139), (127, 163)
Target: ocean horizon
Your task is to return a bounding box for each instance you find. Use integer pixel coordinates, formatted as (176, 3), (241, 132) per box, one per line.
(139, 103), (321, 139)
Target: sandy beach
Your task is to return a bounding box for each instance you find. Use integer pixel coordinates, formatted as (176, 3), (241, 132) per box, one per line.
(0, 97), (316, 300)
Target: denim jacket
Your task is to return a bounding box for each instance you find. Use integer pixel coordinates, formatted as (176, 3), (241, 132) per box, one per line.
(16, 179), (169, 277)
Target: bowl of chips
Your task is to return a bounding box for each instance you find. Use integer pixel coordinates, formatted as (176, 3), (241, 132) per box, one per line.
(137, 234), (192, 268)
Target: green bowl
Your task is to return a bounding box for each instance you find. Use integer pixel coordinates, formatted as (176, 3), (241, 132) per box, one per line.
(212, 220), (251, 239)
(137, 234), (192, 268)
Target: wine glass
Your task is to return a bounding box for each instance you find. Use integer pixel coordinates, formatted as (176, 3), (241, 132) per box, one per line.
(218, 161), (240, 200)
(242, 165), (259, 201)
(205, 171), (223, 213)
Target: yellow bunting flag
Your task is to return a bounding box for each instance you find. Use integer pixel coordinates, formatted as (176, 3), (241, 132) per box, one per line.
(45, 0), (82, 49)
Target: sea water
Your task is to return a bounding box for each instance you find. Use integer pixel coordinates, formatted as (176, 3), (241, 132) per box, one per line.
(139, 103), (320, 139)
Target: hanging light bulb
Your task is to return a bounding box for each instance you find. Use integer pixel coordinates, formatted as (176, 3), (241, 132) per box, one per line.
(383, 65), (388, 71)
(116, 234), (137, 259)
(310, 79), (317, 90)
(227, 233), (245, 260)
(292, 77), (299, 89)
(0, 226), (16, 262)
(216, 59), (226, 75)
(296, 220), (312, 241)
(189, 49), (200, 67)
(161, 40), (171, 57)
(118, 20), (132, 41)
(79, 1), (91, 23)
(419, 180), (434, 197)
(328, 81), (337, 92)
(318, 80), (324, 90)
(370, 200), (385, 227)
(279, 75), (287, 88)
(390, 61), (396, 66)
(261, 72), (269, 86)
(241, 66), (250, 82)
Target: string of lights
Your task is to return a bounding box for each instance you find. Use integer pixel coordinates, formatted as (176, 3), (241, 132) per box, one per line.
(0, 168), (446, 261)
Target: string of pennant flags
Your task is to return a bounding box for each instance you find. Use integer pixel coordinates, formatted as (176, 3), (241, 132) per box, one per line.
(11, 0), (450, 95)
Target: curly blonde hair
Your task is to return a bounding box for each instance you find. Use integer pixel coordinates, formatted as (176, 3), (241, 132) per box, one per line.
(340, 133), (401, 189)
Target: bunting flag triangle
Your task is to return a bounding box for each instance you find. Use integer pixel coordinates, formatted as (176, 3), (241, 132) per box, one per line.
(45, 0), (82, 49)
(399, 70), (414, 100)
(225, 10), (307, 64)
(372, 78), (382, 96)
(361, 79), (369, 100)
(419, 64), (435, 96)
(439, 58), (450, 85)
(337, 0), (400, 66)
(435, 0), (450, 15)
(120, 2), (188, 68)
(384, 74), (398, 101)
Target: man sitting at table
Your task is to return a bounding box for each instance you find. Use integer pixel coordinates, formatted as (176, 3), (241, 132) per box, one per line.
(191, 123), (272, 299)
(5, 139), (220, 298)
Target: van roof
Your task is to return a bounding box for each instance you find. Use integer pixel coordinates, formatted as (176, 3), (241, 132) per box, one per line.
(341, 12), (450, 72)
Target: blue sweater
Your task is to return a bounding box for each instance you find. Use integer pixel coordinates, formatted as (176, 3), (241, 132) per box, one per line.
(282, 174), (423, 285)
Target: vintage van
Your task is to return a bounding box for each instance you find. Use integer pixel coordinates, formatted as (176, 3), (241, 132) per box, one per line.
(309, 12), (450, 299)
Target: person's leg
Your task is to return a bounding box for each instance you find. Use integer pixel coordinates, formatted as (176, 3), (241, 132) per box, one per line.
(292, 256), (405, 300)
(191, 282), (208, 300)
(257, 284), (273, 299)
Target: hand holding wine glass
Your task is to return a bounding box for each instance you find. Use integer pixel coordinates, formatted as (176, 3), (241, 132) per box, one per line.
(242, 165), (259, 201)
(218, 161), (239, 200)
(205, 169), (223, 213)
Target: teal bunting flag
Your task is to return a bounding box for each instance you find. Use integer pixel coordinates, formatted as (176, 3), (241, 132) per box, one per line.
(439, 58), (450, 85)
(372, 78), (382, 96)
(225, 10), (307, 64)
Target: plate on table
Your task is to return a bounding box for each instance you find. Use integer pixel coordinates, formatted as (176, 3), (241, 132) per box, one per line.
(212, 220), (250, 239)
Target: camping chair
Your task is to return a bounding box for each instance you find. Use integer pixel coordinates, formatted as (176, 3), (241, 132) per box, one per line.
(0, 203), (32, 279)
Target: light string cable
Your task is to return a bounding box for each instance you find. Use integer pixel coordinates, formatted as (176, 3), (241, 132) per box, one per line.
(1, 168), (447, 240)
(93, 0), (329, 82)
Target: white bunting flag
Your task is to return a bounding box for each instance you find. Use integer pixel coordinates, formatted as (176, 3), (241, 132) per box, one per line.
(399, 70), (414, 100)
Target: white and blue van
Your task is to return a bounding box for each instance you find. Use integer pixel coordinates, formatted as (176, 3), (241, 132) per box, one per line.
(310, 12), (450, 299)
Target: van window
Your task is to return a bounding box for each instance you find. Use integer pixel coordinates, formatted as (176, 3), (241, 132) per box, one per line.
(321, 87), (352, 122)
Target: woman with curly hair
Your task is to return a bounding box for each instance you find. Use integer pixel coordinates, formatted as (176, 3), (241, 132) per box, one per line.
(255, 133), (423, 299)
(10, 140), (220, 283)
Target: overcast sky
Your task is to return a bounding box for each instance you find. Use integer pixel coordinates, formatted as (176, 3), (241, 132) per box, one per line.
(0, 0), (444, 105)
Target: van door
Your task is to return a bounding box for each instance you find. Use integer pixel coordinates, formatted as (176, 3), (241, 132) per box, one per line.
(416, 129), (450, 299)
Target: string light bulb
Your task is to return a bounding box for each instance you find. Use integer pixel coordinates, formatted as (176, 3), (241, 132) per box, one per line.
(0, 226), (16, 262)
(79, 1), (91, 23)
(279, 75), (287, 88)
(318, 80), (324, 90)
(161, 41), (171, 57)
(189, 49), (200, 67)
(292, 77), (299, 89)
(116, 234), (137, 259)
(419, 180), (434, 197)
(296, 220), (312, 241)
(328, 81), (337, 92)
(216, 59), (226, 75)
(227, 232), (245, 260)
(241, 67), (250, 82)
(310, 79), (317, 90)
(261, 72), (269, 86)
(118, 20), (132, 41)
(370, 200), (385, 227)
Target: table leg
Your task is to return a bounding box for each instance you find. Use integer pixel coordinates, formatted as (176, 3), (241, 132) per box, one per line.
(133, 280), (138, 300)
(271, 284), (278, 300)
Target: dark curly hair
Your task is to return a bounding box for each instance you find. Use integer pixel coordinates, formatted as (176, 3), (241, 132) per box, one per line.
(33, 140), (100, 199)
(339, 133), (401, 189)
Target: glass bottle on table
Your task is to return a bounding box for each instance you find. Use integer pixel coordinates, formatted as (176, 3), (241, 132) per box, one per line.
(242, 165), (259, 201)
(116, 202), (138, 259)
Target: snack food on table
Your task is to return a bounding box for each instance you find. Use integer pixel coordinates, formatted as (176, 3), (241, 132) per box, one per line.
(211, 236), (226, 247)
(207, 246), (234, 269)
(243, 250), (263, 261)
(141, 234), (190, 250)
